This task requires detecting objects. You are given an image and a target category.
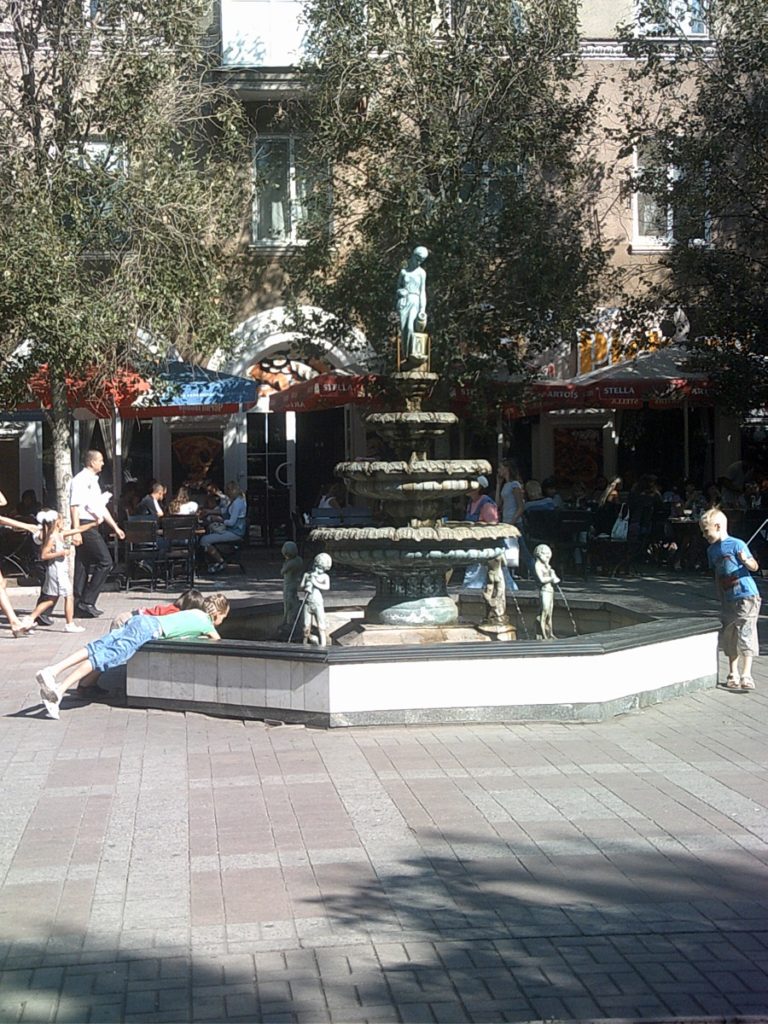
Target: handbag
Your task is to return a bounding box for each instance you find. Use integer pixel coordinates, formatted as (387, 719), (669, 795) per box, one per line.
(210, 521), (227, 534)
(611, 504), (629, 542)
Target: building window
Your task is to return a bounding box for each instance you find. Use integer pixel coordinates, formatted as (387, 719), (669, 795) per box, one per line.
(632, 146), (673, 250)
(635, 0), (708, 38)
(252, 137), (310, 246)
(632, 146), (710, 251)
(86, 0), (122, 27)
(220, 0), (306, 67)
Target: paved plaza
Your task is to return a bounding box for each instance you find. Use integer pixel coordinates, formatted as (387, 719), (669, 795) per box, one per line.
(0, 559), (767, 1023)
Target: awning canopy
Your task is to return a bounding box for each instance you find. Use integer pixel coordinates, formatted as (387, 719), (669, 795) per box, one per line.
(269, 372), (383, 413)
(26, 366), (150, 418)
(126, 362), (258, 418)
(10, 362), (258, 420)
(518, 347), (712, 415)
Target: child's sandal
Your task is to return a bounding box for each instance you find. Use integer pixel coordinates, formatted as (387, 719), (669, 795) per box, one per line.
(724, 674), (741, 689)
(740, 676), (755, 690)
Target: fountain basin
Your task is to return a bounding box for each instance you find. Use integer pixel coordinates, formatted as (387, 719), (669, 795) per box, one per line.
(311, 523), (519, 624)
(126, 597), (718, 727)
(335, 458), (492, 519)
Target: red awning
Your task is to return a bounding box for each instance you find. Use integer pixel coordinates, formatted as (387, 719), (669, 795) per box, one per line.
(519, 347), (713, 416)
(26, 366), (150, 419)
(269, 373), (384, 413)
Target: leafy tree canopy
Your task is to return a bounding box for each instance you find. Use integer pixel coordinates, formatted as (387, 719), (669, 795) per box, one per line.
(0, 1), (250, 436)
(282, 0), (611, 398)
(617, 0), (768, 413)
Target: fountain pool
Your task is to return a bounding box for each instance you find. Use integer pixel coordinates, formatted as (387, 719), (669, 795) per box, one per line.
(126, 592), (718, 726)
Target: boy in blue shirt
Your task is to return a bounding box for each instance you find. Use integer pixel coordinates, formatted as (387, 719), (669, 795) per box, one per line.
(700, 509), (761, 690)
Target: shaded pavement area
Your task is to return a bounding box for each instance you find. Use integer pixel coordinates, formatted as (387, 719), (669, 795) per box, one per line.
(0, 556), (767, 1022)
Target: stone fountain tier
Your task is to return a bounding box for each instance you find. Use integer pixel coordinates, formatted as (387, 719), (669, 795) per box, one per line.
(335, 457), (492, 521)
(364, 411), (457, 449)
(310, 522), (519, 625)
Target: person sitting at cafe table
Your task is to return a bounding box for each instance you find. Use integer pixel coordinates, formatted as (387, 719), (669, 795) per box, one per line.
(200, 482), (248, 574)
(542, 478), (563, 509)
(523, 480), (557, 513)
(168, 486), (198, 516)
(135, 482), (166, 519)
(592, 476), (622, 536)
(317, 483), (345, 510)
(625, 474), (663, 572)
(198, 483), (228, 520)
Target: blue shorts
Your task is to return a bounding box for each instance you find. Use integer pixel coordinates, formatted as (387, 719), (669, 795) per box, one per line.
(86, 614), (162, 673)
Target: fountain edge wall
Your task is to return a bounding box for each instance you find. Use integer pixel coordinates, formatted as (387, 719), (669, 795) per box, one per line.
(126, 617), (719, 727)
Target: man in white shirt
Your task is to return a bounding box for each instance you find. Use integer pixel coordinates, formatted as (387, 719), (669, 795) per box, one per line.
(70, 450), (125, 618)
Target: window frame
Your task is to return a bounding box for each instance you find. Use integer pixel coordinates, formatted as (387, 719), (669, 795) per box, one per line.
(220, 0), (307, 68)
(634, 0), (708, 40)
(631, 146), (711, 253)
(251, 135), (309, 248)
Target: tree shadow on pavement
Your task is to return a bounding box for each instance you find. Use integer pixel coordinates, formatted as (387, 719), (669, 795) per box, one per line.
(2, 835), (768, 1022)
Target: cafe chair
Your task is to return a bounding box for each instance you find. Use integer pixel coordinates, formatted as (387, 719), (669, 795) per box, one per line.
(123, 519), (159, 592)
(159, 515), (197, 589)
(555, 510), (592, 579)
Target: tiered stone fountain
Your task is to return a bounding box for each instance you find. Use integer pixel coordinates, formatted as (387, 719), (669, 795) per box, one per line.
(125, 248), (719, 726)
(310, 337), (518, 636)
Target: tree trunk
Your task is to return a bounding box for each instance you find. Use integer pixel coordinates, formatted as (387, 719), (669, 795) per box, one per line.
(49, 375), (73, 521)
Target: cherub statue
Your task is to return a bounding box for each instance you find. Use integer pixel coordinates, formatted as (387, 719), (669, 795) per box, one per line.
(482, 554), (508, 627)
(280, 540), (304, 636)
(533, 543), (560, 640)
(300, 552), (333, 646)
(394, 245), (429, 368)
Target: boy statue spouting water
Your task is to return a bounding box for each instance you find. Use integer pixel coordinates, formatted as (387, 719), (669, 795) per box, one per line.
(300, 552), (333, 646)
(534, 544), (560, 640)
(280, 541), (304, 637)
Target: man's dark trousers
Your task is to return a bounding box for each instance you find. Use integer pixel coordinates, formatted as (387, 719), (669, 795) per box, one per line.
(74, 528), (113, 608)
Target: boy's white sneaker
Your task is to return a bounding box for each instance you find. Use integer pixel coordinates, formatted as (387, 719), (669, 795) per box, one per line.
(35, 668), (59, 706)
(42, 698), (60, 720)
(64, 623), (86, 633)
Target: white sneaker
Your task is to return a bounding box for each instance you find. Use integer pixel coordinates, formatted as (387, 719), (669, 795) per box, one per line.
(42, 697), (60, 720)
(35, 668), (59, 706)
(20, 615), (37, 632)
(64, 622), (86, 633)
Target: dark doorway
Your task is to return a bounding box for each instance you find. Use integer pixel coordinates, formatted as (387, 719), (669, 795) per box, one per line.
(617, 407), (713, 488)
(296, 409), (345, 513)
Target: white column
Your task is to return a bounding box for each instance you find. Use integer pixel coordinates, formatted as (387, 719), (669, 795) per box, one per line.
(152, 419), (172, 488)
(286, 410), (296, 516)
(18, 422), (43, 498)
(112, 412), (123, 508)
(224, 412), (248, 490)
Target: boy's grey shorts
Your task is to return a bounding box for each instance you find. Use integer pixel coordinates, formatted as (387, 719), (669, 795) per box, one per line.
(720, 596), (762, 658)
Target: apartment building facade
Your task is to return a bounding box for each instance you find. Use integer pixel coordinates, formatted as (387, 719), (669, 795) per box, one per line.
(4, 0), (746, 525)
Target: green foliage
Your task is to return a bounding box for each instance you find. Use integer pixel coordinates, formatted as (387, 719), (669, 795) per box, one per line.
(283, 0), (611, 393)
(0, 0), (251, 410)
(617, 0), (768, 413)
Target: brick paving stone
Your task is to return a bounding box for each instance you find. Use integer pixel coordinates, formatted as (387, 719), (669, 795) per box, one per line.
(1, 572), (767, 1022)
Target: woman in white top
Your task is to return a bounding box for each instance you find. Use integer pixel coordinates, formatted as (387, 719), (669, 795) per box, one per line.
(200, 482), (248, 573)
(498, 460), (525, 526)
(168, 487), (198, 516)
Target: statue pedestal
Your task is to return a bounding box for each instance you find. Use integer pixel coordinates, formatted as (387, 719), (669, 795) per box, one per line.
(401, 332), (429, 371)
(477, 622), (517, 642)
